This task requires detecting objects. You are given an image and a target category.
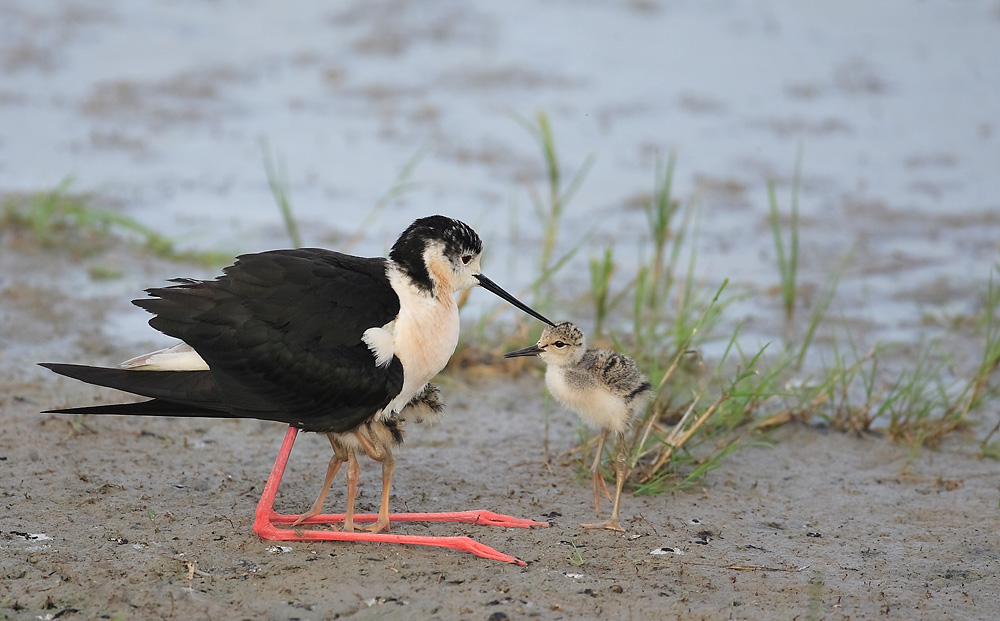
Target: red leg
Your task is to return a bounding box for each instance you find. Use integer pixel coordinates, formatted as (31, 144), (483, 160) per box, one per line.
(253, 425), (548, 565)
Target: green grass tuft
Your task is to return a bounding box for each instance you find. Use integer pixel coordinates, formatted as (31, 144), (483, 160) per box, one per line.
(261, 141), (302, 249)
(512, 110), (594, 308)
(1, 179), (229, 266)
(767, 145), (803, 324)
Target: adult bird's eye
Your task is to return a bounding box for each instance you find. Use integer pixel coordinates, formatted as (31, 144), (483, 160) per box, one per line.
(553, 341), (566, 348)
(461, 255), (472, 265)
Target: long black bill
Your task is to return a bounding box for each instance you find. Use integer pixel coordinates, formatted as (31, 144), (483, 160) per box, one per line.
(475, 274), (555, 326)
(503, 344), (544, 359)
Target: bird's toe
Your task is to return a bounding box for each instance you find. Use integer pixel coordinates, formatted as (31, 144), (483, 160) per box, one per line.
(362, 519), (391, 534)
(581, 519), (625, 533)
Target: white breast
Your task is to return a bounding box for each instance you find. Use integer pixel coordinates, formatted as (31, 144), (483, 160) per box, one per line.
(545, 366), (631, 433)
(380, 267), (460, 417)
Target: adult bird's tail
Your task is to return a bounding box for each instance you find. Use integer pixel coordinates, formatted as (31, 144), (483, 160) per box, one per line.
(38, 362), (228, 417)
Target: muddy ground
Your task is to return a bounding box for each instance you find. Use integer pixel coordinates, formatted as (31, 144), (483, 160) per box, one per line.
(1, 245), (998, 621)
(3, 1), (1000, 618)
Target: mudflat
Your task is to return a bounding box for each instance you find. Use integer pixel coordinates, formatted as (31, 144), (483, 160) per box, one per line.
(2, 249), (997, 620)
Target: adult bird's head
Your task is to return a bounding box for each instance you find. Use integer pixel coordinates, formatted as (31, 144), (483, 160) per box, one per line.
(390, 215), (555, 326)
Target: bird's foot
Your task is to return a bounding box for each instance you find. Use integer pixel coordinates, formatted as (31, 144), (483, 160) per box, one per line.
(362, 518), (390, 534)
(291, 508), (329, 527)
(581, 519), (624, 532)
(467, 510), (549, 528)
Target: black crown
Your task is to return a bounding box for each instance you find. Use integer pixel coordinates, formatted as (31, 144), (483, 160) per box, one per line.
(390, 216), (483, 293)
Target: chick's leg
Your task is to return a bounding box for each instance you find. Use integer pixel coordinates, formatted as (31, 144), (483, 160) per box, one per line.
(588, 428), (612, 514)
(343, 448), (361, 532)
(364, 447), (394, 534)
(292, 434), (347, 527)
(583, 433), (627, 532)
(352, 428), (393, 534)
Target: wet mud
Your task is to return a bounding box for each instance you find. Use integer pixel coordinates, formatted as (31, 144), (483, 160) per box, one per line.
(3, 1), (1000, 619)
(1, 248), (998, 620)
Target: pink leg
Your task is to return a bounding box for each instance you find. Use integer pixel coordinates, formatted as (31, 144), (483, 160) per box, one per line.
(252, 426), (548, 565)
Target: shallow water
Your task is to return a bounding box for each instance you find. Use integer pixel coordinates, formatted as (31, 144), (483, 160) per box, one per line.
(1, 0), (998, 349)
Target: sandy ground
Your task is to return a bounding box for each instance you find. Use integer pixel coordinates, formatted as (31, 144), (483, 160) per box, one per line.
(1, 246), (998, 621)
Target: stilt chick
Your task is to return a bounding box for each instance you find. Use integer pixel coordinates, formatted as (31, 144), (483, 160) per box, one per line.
(505, 322), (652, 532)
(293, 383), (444, 532)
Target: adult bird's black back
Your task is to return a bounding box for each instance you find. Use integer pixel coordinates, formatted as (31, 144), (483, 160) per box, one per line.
(43, 250), (405, 432)
(40, 214), (555, 535)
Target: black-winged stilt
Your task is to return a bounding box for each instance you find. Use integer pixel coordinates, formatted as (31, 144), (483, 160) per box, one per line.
(505, 321), (652, 532)
(41, 215), (554, 564)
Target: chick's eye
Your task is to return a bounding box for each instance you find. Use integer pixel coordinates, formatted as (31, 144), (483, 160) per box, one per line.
(553, 341), (566, 348)
(461, 254), (472, 265)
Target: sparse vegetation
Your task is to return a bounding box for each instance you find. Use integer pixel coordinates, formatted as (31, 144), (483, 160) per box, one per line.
(473, 118), (1000, 495)
(1, 178), (229, 267)
(513, 110), (594, 307)
(9, 117), (997, 497)
(643, 152), (682, 311)
(588, 245), (615, 337)
(262, 141), (302, 249)
(566, 542), (585, 567)
(768, 145), (803, 324)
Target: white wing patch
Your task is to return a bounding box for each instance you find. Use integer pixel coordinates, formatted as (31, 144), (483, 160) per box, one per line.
(119, 342), (209, 371)
(362, 323), (396, 368)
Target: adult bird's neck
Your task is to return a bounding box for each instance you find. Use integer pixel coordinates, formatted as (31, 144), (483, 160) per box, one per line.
(382, 265), (461, 417)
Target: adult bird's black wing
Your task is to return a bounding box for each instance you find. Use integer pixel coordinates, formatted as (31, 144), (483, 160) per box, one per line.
(46, 249), (404, 434)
